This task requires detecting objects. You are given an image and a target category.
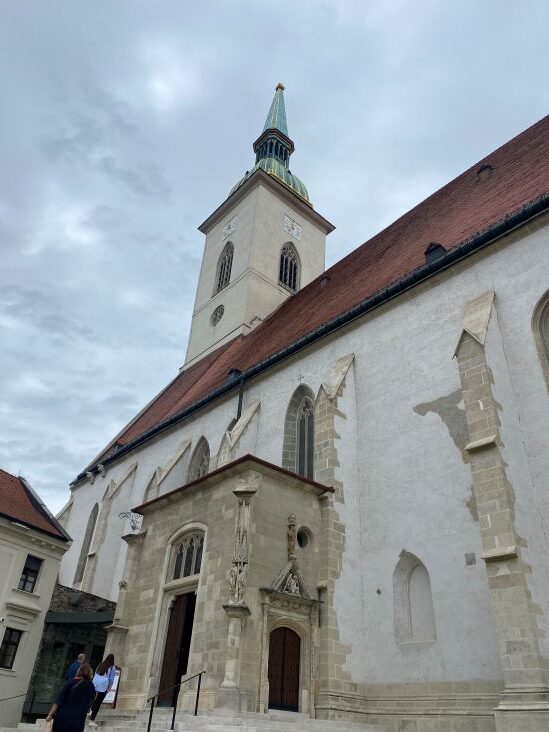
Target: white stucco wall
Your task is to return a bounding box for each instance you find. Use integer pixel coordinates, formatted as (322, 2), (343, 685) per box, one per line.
(0, 520), (67, 727)
(59, 215), (549, 687)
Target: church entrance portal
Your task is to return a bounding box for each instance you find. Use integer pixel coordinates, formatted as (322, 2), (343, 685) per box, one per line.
(268, 627), (300, 712)
(158, 592), (196, 705)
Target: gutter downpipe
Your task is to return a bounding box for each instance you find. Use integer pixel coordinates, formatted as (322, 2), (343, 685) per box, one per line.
(73, 194), (549, 485)
(236, 374), (245, 421)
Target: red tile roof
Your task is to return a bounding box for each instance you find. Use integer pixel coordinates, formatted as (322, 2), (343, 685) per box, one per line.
(0, 468), (69, 540)
(86, 114), (549, 474)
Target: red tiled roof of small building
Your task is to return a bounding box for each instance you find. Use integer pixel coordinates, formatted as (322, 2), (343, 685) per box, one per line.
(89, 114), (549, 469)
(0, 468), (68, 540)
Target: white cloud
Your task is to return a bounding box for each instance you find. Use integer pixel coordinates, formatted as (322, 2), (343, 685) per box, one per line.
(142, 41), (200, 111)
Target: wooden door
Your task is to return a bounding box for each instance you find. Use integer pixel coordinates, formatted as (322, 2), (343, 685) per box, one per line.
(268, 627), (300, 711)
(158, 593), (196, 705)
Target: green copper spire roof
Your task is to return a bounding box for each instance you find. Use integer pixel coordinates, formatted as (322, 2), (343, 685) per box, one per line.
(263, 82), (288, 136)
(229, 84), (311, 205)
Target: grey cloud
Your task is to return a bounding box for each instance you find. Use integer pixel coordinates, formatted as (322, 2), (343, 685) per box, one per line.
(97, 155), (172, 199)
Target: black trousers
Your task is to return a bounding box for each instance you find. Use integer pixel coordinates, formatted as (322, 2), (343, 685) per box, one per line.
(90, 690), (107, 720)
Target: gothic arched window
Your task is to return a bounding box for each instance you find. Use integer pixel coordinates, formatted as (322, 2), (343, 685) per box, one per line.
(172, 532), (204, 580)
(188, 437), (210, 482)
(279, 243), (300, 293)
(393, 551), (436, 644)
(73, 503), (98, 584)
(297, 397), (314, 479)
(282, 385), (315, 479)
(214, 243), (234, 295)
(533, 291), (549, 392)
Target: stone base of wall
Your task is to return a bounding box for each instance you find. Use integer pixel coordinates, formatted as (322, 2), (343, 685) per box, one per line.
(315, 684), (503, 732)
(494, 708), (549, 732)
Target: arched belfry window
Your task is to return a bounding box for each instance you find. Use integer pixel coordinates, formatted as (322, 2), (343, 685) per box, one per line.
(188, 437), (210, 482)
(393, 551), (436, 644)
(533, 290), (549, 392)
(73, 503), (98, 584)
(172, 532), (204, 580)
(279, 243), (300, 293)
(282, 385), (315, 479)
(214, 243), (234, 295)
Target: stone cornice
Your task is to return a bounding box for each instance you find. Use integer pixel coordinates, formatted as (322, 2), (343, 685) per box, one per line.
(198, 168), (335, 235)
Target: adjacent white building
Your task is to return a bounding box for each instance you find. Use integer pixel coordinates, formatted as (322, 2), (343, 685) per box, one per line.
(0, 470), (70, 727)
(56, 88), (549, 731)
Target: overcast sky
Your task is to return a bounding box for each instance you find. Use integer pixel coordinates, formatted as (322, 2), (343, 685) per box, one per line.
(1, 0), (548, 514)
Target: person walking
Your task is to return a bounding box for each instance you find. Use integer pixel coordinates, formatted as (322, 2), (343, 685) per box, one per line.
(89, 654), (116, 727)
(65, 652), (85, 681)
(46, 663), (95, 732)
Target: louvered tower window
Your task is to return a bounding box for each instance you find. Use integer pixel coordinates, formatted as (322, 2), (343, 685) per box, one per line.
(279, 243), (300, 293)
(214, 243), (234, 295)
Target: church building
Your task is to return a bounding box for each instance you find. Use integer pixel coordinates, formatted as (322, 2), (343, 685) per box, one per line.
(55, 86), (549, 732)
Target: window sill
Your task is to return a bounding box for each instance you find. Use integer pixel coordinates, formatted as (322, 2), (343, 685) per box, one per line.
(0, 667), (17, 675)
(11, 587), (40, 600)
(397, 638), (437, 648)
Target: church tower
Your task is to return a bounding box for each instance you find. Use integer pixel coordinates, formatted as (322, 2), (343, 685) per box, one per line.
(184, 84), (335, 367)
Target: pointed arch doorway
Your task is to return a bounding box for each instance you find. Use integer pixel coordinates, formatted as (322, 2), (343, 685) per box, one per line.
(267, 627), (300, 711)
(157, 592), (196, 706)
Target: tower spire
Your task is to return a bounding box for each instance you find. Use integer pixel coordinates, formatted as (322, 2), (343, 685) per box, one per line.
(263, 83), (288, 136)
(228, 83), (310, 205)
(253, 83), (294, 169)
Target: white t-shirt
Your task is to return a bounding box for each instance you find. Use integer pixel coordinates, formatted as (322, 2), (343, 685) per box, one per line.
(93, 666), (114, 693)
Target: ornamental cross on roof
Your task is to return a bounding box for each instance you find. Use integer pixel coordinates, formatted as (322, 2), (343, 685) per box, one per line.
(263, 82), (288, 136)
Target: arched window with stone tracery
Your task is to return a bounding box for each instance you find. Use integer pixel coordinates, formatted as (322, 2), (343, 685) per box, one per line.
(282, 385), (315, 479)
(172, 531), (204, 580)
(279, 243), (300, 293)
(533, 290), (549, 392)
(214, 243), (234, 295)
(187, 437), (210, 482)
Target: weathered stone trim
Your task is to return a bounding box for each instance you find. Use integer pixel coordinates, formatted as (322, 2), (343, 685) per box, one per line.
(455, 293), (549, 731)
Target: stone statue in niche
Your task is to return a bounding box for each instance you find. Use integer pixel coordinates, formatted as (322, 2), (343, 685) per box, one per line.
(287, 513), (297, 559)
(284, 573), (300, 595)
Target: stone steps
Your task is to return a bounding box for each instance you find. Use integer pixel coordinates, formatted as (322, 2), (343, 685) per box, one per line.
(93, 709), (387, 731)
(3, 709), (387, 732)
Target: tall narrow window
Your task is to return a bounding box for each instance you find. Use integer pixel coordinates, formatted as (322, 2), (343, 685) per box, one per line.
(214, 243), (234, 295)
(297, 398), (314, 479)
(18, 555), (43, 593)
(0, 628), (22, 669)
(279, 243), (300, 293)
(188, 437), (210, 482)
(172, 532), (204, 580)
(282, 385), (315, 479)
(73, 503), (99, 584)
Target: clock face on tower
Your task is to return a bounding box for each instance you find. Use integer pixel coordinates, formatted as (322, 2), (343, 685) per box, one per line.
(283, 214), (302, 241)
(222, 215), (238, 240)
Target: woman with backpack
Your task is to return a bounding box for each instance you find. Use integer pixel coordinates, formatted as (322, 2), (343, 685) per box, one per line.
(46, 663), (95, 732)
(88, 654), (116, 727)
